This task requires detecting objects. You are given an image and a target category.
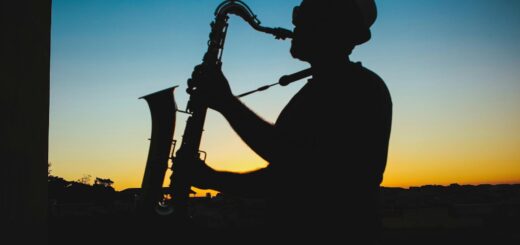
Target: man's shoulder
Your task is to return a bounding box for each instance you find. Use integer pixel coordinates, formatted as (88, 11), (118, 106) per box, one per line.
(351, 62), (391, 99)
(351, 62), (384, 84)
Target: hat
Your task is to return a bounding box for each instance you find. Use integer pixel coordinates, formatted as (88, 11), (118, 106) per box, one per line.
(355, 0), (377, 30)
(298, 0), (377, 45)
(353, 0), (377, 45)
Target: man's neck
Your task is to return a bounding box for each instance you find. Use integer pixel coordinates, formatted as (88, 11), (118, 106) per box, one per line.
(310, 56), (351, 79)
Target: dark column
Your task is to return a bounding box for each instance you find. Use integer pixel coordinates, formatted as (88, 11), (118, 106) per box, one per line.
(0, 0), (51, 240)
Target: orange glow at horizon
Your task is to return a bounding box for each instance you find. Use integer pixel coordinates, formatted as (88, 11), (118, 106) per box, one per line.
(49, 100), (520, 192)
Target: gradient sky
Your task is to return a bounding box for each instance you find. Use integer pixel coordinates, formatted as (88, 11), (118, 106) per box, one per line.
(50, 0), (520, 192)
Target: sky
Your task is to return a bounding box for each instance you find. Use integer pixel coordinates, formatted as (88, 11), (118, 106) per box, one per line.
(50, 0), (520, 192)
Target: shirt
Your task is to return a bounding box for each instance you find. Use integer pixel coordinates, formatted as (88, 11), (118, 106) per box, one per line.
(267, 61), (392, 241)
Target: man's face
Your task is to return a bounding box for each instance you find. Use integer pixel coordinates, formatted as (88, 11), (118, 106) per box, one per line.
(290, 3), (344, 62)
(290, 4), (318, 62)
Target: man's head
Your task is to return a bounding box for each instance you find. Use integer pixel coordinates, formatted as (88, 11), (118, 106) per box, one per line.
(290, 0), (377, 63)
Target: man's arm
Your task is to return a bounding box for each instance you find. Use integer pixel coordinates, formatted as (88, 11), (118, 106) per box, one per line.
(189, 156), (273, 198)
(202, 167), (273, 198)
(218, 97), (281, 163)
(192, 65), (282, 163)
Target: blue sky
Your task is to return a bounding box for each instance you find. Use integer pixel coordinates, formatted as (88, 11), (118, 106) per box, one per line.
(50, 0), (520, 190)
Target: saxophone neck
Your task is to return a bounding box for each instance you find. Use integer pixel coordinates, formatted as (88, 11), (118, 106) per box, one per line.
(215, 0), (293, 40)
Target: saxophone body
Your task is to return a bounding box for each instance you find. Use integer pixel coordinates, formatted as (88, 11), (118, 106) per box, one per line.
(139, 0), (295, 217)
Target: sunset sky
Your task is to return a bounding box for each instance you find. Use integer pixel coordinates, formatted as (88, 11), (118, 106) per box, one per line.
(50, 0), (520, 192)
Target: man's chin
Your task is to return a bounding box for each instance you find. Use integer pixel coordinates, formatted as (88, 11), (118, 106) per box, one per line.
(290, 46), (310, 62)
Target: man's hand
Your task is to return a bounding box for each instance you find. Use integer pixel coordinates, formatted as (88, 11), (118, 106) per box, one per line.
(174, 157), (217, 190)
(189, 64), (237, 113)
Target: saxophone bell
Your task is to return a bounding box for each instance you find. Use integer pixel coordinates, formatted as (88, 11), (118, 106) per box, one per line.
(138, 86), (178, 216)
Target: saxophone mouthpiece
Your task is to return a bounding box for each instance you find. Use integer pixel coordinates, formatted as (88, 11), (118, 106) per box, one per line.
(272, 27), (294, 40)
(255, 26), (293, 40)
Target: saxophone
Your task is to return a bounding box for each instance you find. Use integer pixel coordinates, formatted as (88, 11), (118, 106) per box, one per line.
(139, 0), (307, 217)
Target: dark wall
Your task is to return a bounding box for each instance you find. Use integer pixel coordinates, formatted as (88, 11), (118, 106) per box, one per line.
(0, 0), (51, 234)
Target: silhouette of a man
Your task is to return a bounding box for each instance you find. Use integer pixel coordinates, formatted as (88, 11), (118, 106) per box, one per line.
(191, 0), (392, 242)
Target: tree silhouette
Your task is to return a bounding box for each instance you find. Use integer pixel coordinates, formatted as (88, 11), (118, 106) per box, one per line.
(48, 175), (70, 201)
(92, 177), (115, 207)
(77, 174), (91, 185)
(94, 177), (114, 188)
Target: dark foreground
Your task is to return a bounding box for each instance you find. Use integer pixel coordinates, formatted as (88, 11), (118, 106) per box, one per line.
(49, 215), (519, 244)
(49, 184), (520, 244)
